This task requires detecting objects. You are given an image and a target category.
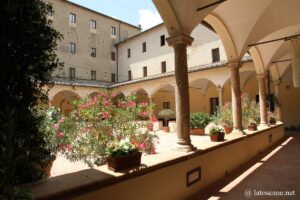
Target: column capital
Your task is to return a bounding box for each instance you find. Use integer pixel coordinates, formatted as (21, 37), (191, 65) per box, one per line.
(256, 73), (266, 80)
(166, 34), (194, 47)
(273, 79), (281, 85)
(227, 62), (241, 70)
(216, 85), (223, 92)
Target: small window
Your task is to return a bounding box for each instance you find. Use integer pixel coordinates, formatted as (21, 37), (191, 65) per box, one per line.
(111, 73), (116, 83)
(212, 48), (220, 62)
(160, 35), (165, 46)
(210, 97), (219, 115)
(91, 20), (96, 29)
(111, 26), (116, 35)
(142, 42), (146, 53)
(128, 70), (132, 81)
(143, 66), (147, 77)
(69, 42), (76, 54)
(69, 13), (76, 23)
(127, 48), (131, 58)
(163, 102), (170, 109)
(161, 61), (166, 73)
(69, 67), (75, 79)
(91, 48), (96, 57)
(111, 52), (116, 61)
(91, 70), (96, 80)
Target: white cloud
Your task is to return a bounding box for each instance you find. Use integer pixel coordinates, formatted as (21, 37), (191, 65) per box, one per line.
(138, 9), (163, 31)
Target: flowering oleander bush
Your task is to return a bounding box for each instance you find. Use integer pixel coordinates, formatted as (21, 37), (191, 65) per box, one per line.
(55, 90), (158, 167)
(241, 93), (260, 128)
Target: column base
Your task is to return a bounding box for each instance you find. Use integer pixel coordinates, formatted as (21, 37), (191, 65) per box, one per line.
(258, 123), (269, 130)
(172, 143), (197, 153)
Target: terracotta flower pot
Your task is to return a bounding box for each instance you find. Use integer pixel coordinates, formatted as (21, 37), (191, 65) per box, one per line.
(190, 128), (205, 135)
(163, 126), (170, 132)
(269, 121), (276, 125)
(247, 124), (257, 131)
(223, 125), (233, 134)
(107, 152), (142, 172)
(210, 132), (225, 142)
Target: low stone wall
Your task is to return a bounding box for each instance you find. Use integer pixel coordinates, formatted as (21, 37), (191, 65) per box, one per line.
(29, 125), (284, 200)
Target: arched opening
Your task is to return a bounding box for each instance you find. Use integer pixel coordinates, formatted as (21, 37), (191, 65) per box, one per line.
(135, 88), (149, 104)
(51, 90), (80, 115)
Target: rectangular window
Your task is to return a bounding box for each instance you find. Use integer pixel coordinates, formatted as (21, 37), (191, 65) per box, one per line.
(69, 13), (76, 23)
(111, 26), (116, 35)
(161, 61), (166, 73)
(91, 20), (96, 29)
(163, 102), (170, 109)
(111, 52), (116, 61)
(143, 66), (147, 77)
(127, 48), (131, 58)
(69, 42), (76, 54)
(212, 48), (220, 62)
(69, 67), (75, 79)
(210, 97), (219, 115)
(91, 70), (96, 80)
(111, 73), (116, 83)
(91, 48), (96, 57)
(142, 42), (146, 53)
(128, 70), (132, 81)
(160, 35), (165, 46)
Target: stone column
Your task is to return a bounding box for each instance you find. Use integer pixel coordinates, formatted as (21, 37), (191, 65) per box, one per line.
(256, 73), (269, 129)
(228, 62), (243, 133)
(273, 80), (282, 122)
(167, 34), (196, 152)
(217, 85), (223, 114)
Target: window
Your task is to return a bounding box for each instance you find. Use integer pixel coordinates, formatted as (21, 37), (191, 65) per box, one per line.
(111, 52), (116, 61)
(161, 61), (166, 73)
(91, 20), (96, 29)
(160, 35), (165, 46)
(127, 48), (131, 58)
(91, 48), (96, 57)
(111, 26), (116, 35)
(143, 66), (147, 77)
(69, 67), (75, 79)
(69, 42), (76, 54)
(111, 73), (116, 83)
(128, 70), (132, 81)
(212, 48), (220, 62)
(91, 70), (96, 80)
(210, 97), (219, 115)
(69, 13), (76, 23)
(142, 42), (146, 53)
(163, 102), (170, 109)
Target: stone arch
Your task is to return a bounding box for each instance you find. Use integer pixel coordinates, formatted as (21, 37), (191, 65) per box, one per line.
(51, 90), (81, 115)
(134, 88), (149, 104)
(204, 14), (238, 62)
(249, 46), (265, 74)
(149, 83), (175, 96)
(189, 78), (217, 95)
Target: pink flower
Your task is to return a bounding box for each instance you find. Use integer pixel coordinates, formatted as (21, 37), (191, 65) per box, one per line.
(93, 96), (97, 103)
(59, 118), (65, 123)
(151, 147), (156, 154)
(104, 100), (110, 106)
(102, 111), (110, 119)
(140, 102), (148, 107)
(57, 131), (63, 139)
(81, 127), (86, 133)
(119, 101), (127, 108)
(139, 112), (149, 118)
(111, 92), (117, 98)
(53, 123), (59, 130)
(138, 142), (145, 150)
(150, 116), (158, 122)
(128, 101), (136, 108)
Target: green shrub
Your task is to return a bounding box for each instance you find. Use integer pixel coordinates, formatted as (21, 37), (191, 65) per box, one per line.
(190, 112), (212, 129)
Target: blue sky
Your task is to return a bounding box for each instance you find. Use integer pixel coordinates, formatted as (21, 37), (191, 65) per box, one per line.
(68, 0), (162, 30)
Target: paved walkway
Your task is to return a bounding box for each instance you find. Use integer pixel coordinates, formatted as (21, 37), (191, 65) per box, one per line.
(190, 132), (300, 200)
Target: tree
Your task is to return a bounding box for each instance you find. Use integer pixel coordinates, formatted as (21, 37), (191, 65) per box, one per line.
(0, 0), (62, 198)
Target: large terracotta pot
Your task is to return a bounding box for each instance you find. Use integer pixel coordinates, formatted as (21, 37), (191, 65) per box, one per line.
(210, 132), (225, 142)
(107, 152), (142, 172)
(223, 125), (233, 134)
(247, 124), (257, 131)
(190, 128), (205, 135)
(163, 126), (170, 132)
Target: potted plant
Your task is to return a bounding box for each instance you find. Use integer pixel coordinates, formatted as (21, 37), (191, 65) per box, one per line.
(220, 102), (233, 134)
(247, 119), (258, 131)
(158, 109), (175, 132)
(190, 112), (212, 135)
(268, 112), (276, 125)
(56, 90), (158, 168)
(209, 125), (225, 142)
(106, 139), (142, 172)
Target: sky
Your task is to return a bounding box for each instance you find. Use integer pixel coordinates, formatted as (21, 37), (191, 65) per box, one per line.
(68, 0), (163, 31)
